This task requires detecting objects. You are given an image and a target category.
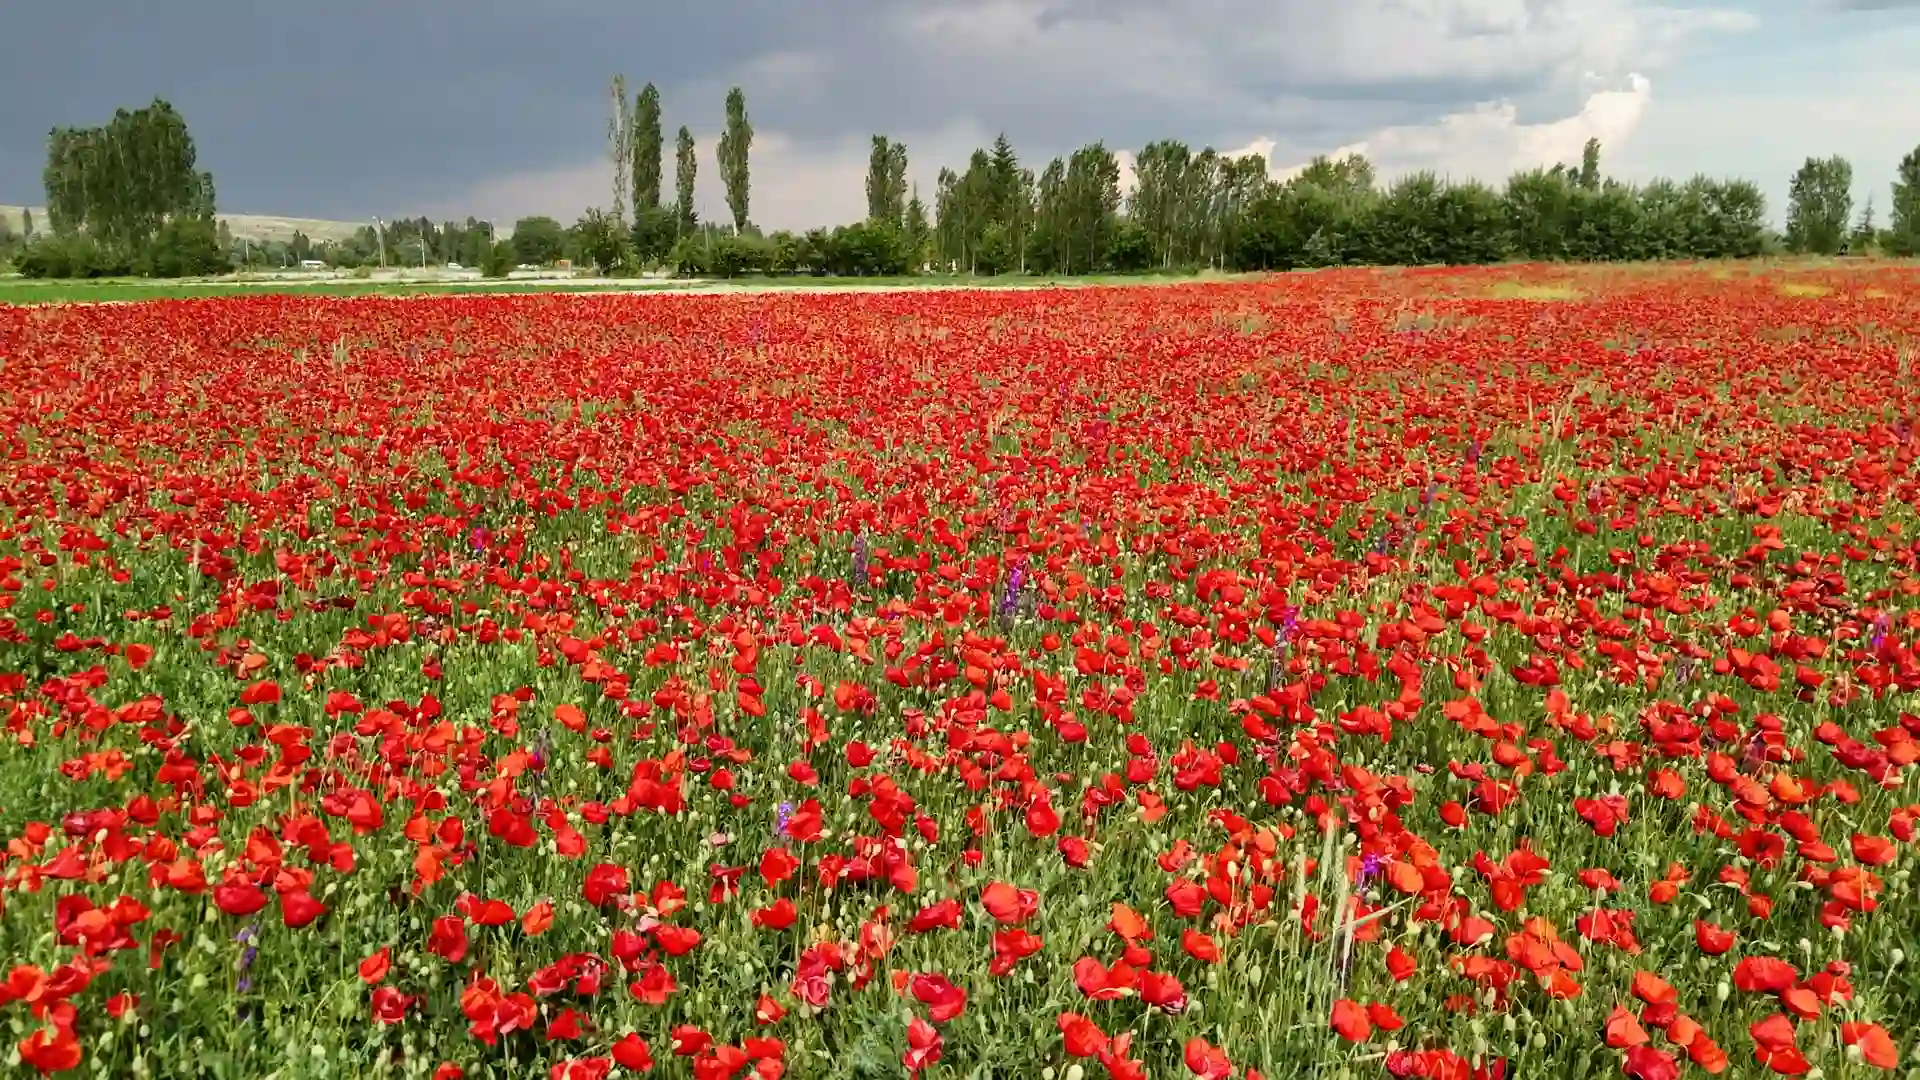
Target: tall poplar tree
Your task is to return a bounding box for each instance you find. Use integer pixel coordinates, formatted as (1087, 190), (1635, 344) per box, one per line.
(631, 83), (663, 211)
(717, 87), (752, 231)
(866, 136), (909, 225)
(607, 75), (631, 227)
(674, 126), (698, 234)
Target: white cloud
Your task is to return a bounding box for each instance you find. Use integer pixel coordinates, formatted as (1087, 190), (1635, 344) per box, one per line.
(439, 0), (1920, 235)
(1262, 74), (1653, 184)
(882, 0), (1749, 129)
(1612, 45), (1920, 222)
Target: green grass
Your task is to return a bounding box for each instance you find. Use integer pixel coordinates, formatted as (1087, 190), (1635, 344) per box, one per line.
(0, 278), (674, 305)
(0, 268), (1249, 305)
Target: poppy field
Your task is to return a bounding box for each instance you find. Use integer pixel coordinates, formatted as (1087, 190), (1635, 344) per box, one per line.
(3, 264), (1920, 1080)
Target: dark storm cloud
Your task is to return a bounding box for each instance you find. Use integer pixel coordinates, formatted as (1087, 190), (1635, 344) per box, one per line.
(0, 0), (877, 217)
(1, 0), (1754, 223)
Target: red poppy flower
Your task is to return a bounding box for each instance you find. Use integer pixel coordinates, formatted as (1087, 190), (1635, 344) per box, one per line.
(1331, 999), (1372, 1042)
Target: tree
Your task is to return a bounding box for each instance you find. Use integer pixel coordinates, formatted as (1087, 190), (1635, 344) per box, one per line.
(572, 207), (632, 274)
(141, 215), (226, 277)
(1849, 198), (1878, 254)
(482, 239), (516, 278)
(1063, 142), (1121, 272)
(1130, 139), (1190, 267)
(632, 82), (663, 212)
(1695, 177), (1767, 259)
(675, 126), (698, 235)
(718, 87), (752, 231)
(1565, 181), (1643, 262)
(1294, 154), (1375, 201)
(608, 75), (631, 227)
(1105, 218), (1153, 272)
(1432, 180), (1512, 265)
(20, 208), (32, 238)
(1784, 155), (1853, 256)
(631, 205), (678, 263)
(903, 187), (931, 269)
(1027, 157), (1067, 273)
(986, 135), (1031, 267)
(1887, 145), (1920, 257)
(511, 216), (566, 265)
(866, 136), (909, 225)
(1577, 138), (1602, 192)
(42, 98), (209, 255)
(1359, 172), (1446, 266)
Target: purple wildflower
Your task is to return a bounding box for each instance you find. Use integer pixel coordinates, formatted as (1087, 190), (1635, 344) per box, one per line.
(1871, 613), (1890, 651)
(235, 922), (260, 993)
(775, 801), (795, 838)
(1359, 852), (1387, 886)
(997, 561), (1025, 625)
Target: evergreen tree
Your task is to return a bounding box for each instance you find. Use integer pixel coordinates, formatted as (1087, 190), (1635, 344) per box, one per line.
(1849, 198), (1878, 254)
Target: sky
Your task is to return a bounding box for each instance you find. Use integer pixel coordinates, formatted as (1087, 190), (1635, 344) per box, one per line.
(3, 0), (1917, 232)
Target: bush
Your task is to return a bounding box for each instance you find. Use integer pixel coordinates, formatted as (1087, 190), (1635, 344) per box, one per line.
(571, 208), (634, 275)
(667, 237), (710, 278)
(1104, 220), (1154, 273)
(17, 233), (134, 279)
(630, 207), (678, 266)
(481, 240), (516, 279)
(140, 216), (228, 278)
(708, 234), (770, 279)
(821, 221), (910, 277)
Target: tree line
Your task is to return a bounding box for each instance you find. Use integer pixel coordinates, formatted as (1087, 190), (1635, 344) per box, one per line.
(9, 88), (1920, 280)
(628, 124), (1920, 278)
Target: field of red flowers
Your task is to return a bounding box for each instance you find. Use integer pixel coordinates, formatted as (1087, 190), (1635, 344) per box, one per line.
(1, 264), (1917, 1080)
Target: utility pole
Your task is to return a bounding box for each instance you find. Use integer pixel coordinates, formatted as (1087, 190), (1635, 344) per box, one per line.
(373, 218), (386, 269)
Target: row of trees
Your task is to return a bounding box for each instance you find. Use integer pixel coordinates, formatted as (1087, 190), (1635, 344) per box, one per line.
(568, 133), (1917, 280)
(835, 133), (1920, 275)
(591, 78), (753, 269)
(1783, 149), (1920, 257)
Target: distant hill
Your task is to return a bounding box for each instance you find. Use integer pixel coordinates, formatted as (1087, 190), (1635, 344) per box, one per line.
(1, 206), (369, 244)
